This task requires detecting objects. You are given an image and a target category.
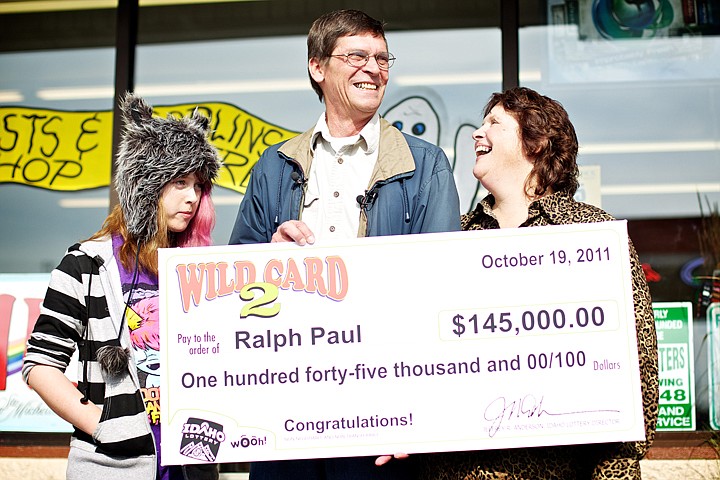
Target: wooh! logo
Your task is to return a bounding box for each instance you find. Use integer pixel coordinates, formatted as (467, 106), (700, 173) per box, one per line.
(179, 417), (226, 462)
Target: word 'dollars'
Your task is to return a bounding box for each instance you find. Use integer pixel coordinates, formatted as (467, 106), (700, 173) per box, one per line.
(175, 256), (349, 311)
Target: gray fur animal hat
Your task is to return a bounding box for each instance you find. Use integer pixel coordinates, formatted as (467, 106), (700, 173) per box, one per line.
(115, 92), (222, 243)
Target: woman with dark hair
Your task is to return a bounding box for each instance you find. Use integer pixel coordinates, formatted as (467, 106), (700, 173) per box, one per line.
(23, 93), (222, 480)
(422, 87), (658, 479)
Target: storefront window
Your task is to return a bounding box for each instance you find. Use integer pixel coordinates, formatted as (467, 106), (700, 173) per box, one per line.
(0, 48), (115, 273)
(521, 1), (720, 220)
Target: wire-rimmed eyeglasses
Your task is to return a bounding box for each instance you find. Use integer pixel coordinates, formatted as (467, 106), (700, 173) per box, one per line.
(329, 51), (396, 70)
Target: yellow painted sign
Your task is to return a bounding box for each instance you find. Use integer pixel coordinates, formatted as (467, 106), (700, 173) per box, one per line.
(0, 107), (110, 191)
(0, 103), (298, 194)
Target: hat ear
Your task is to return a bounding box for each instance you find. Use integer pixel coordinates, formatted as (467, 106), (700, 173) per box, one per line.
(189, 107), (210, 132)
(121, 92), (154, 127)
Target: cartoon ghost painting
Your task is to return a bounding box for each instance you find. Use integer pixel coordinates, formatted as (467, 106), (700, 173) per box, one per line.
(384, 96), (483, 214)
(383, 96), (441, 145)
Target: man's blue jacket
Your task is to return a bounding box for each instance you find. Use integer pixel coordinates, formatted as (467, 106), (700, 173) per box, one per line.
(229, 118), (460, 244)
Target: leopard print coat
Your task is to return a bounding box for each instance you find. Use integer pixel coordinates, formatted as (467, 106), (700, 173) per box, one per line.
(420, 192), (659, 480)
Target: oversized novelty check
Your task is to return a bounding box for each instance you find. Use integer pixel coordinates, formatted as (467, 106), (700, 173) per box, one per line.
(158, 221), (645, 465)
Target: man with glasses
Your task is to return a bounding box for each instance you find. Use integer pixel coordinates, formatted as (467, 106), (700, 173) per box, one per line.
(229, 9), (460, 479)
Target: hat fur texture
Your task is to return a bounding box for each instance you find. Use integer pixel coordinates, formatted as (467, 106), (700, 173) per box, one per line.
(115, 92), (222, 243)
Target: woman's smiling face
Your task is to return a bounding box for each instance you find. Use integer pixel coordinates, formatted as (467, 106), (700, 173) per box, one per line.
(471, 105), (531, 192)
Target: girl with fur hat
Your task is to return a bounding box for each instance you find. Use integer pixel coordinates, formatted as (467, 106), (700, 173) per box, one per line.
(23, 93), (222, 480)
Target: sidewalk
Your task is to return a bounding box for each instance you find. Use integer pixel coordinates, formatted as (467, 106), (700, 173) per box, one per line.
(1, 458), (719, 480)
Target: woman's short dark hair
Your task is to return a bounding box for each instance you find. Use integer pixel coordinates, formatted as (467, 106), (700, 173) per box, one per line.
(307, 9), (386, 102)
(484, 87), (579, 196)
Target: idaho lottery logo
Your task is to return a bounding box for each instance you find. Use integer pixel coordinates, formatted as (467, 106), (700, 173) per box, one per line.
(179, 417), (226, 462)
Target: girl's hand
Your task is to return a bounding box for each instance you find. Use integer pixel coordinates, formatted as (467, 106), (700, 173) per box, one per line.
(375, 453), (409, 466)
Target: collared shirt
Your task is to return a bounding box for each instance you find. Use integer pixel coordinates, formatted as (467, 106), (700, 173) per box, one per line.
(302, 113), (380, 240)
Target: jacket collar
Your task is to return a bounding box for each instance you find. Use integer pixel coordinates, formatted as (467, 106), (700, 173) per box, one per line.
(279, 117), (415, 185)
(476, 191), (577, 227)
